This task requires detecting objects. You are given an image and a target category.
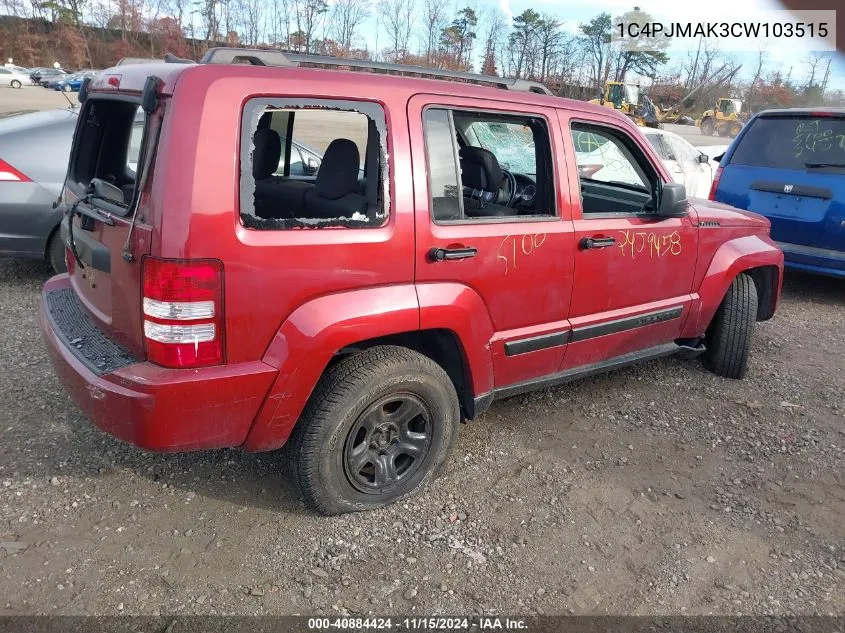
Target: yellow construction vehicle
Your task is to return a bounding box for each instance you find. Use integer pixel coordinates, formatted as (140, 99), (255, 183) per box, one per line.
(589, 81), (659, 128)
(696, 98), (745, 137)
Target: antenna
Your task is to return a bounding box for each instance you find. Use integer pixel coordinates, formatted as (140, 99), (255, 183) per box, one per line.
(60, 87), (75, 109)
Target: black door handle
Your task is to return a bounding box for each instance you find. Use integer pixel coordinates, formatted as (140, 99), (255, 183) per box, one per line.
(580, 236), (616, 250)
(429, 247), (478, 261)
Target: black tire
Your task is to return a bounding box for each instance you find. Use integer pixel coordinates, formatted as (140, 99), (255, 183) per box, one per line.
(11, 79), (22, 89)
(286, 345), (460, 515)
(704, 273), (758, 379)
(729, 123), (742, 138)
(700, 118), (715, 136)
(47, 231), (67, 274)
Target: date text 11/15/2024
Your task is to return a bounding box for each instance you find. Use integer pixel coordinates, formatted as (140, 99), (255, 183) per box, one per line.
(307, 616), (529, 630)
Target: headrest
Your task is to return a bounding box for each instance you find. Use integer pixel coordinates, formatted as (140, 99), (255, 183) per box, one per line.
(459, 146), (503, 192)
(315, 139), (360, 200)
(252, 128), (281, 180)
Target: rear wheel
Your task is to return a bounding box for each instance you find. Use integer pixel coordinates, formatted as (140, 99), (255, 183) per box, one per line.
(704, 273), (758, 379)
(286, 345), (460, 515)
(10, 79), (22, 89)
(700, 117), (715, 136)
(47, 231), (67, 274)
(729, 122), (742, 138)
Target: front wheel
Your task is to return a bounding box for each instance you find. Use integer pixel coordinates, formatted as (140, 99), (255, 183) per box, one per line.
(286, 345), (460, 515)
(704, 273), (758, 379)
(10, 79), (22, 89)
(700, 118), (715, 136)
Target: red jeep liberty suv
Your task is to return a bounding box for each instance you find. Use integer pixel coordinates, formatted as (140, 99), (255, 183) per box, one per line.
(39, 48), (784, 514)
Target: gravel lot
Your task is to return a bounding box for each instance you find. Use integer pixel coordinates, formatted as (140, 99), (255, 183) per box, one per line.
(0, 255), (843, 617)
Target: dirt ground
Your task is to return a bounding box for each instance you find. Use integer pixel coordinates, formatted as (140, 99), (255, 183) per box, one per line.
(0, 255), (843, 617)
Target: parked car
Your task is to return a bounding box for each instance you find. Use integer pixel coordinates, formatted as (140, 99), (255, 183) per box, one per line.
(0, 67), (30, 89)
(711, 108), (845, 278)
(3, 64), (31, 75)
(639, 127), (725, 198)
(30, 68), (67, 85)
(0, 107), (144, 272)
(40, 49), (783, 515)
(53, 70), (99, 92)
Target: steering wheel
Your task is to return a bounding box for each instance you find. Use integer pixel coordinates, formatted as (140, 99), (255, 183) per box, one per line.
(500, 169), (518, 207)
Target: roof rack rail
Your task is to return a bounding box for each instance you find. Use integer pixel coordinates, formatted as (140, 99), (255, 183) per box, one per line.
(199, 47), (553, 95)
(116, 57), (161, 66)
(200, 47), (296, 67)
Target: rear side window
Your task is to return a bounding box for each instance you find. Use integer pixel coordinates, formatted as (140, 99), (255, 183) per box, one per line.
(240, 98), (387, 230)
(730, 115), (845, 170)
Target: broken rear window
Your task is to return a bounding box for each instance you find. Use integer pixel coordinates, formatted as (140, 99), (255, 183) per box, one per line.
(239, 98), (388, 230)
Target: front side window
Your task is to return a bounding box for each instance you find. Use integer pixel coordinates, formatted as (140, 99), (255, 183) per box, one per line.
(240, 99), (386, 230)
(572, 128), (647, 188)
(422, 107), (556, 223)
(571, 122), (660, 216)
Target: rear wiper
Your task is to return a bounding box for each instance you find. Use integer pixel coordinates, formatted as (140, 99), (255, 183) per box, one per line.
(65, 192), (117, 270)
(72, 197), (116, 225)
(805, 162), (845, 169)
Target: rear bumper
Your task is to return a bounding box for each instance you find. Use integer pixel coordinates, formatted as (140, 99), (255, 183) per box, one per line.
(776, 241), (845, 279)
(40, 274), (278, 451)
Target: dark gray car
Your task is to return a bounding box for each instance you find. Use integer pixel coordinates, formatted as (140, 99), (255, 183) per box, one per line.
(0, 107), (147, 273)
(0, 107), (78, 271)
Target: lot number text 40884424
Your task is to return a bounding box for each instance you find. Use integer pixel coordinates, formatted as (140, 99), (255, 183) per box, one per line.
(306, 617), (530, 630)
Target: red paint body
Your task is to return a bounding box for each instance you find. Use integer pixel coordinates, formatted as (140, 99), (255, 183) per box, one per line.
(40, 62), (784, 453)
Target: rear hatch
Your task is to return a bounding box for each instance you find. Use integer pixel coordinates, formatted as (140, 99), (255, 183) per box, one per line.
(715, 112), (845, 253)
(61, 91), (158, 358)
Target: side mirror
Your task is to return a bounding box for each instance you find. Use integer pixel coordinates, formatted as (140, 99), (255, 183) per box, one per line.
(659, 182), (688, 217)
(698, 153), (710, 163)
(305, 156), (319, 175)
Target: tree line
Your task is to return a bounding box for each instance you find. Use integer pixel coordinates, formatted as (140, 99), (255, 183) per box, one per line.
(1, 0), (841, 111)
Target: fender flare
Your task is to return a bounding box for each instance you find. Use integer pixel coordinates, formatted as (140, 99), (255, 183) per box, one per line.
(243, 282), (496, 452)
(683, 235), (784, 338)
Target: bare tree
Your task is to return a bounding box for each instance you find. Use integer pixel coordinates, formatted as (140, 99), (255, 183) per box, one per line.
(377, 0), (414, 61)
(803, 52), (826, 88)
(745, 45), (767, 111)
(421, 0), (446, 64)
(477, 7), (506, 75)
(236, 0), (263, 45)
(579, 12), (611, 94)
(331, 0), (369, 52)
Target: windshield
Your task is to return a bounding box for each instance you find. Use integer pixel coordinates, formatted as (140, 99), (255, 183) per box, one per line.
(468, 120), (536, 175)
(730, 115), (845, 170)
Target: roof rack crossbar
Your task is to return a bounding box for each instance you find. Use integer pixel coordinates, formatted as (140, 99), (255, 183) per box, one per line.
(199, 47), (553, 95)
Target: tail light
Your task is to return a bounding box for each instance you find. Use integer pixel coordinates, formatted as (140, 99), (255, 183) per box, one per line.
(0, 159), (31, 182)
(142, 257), (224, 368)
(708, 167), (722, 201)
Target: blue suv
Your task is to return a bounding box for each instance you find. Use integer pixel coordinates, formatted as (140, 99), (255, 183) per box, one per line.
(710, 108), (845, 278)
